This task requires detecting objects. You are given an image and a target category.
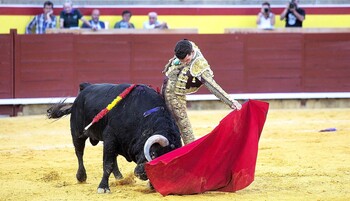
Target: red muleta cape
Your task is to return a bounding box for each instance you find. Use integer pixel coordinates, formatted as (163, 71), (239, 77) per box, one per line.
(145, 100), (269, 196)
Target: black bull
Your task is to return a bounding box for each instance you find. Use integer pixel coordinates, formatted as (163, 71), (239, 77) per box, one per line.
(47, 83), (182, 193)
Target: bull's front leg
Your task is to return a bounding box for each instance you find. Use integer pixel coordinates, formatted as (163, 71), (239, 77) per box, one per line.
(97, 126), (116, 193)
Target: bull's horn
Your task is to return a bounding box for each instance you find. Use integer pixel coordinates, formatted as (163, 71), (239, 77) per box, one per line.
(144, 135), (169, 162)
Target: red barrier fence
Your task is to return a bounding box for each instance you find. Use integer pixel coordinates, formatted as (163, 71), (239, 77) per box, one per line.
(1, 29), (350, 116)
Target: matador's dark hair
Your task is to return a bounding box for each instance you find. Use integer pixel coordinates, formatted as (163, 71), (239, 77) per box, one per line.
(174, 39), (193, 59)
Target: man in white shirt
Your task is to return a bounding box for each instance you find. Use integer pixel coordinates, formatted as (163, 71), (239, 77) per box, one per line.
(143, 12), (168, 29)
(256, 1), (275, 29)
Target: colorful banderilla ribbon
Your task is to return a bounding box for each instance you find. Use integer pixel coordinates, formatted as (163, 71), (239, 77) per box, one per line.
(84, 84), (136, 130)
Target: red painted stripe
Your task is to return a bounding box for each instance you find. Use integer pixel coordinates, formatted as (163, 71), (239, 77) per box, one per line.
(0, 6), (349, 16)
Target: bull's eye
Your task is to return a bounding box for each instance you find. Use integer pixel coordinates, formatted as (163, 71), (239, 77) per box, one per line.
(151, 152), (156, 159)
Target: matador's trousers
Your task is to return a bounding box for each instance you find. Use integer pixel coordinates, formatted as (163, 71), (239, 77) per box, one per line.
(163, 80), (195, 145)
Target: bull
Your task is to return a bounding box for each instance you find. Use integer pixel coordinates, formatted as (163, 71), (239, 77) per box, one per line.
(47, 83), (182, 193)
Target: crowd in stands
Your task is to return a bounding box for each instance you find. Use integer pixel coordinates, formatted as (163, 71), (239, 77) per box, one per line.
(26, 0), (169, 34)
(26, 0), (305, 34)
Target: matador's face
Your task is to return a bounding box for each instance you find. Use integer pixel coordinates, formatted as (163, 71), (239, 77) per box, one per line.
(179, 50), (195, 64)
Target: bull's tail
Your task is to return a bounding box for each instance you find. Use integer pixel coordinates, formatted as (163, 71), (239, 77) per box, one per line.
(47, 100), (72, 119)
(47, 82), (91, 119)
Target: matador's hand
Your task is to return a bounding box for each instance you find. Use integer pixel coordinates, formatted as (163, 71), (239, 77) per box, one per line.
(231, 100), (242, 111)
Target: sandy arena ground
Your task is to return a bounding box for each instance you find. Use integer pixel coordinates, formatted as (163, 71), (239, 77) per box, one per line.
(0, 107), (349, 201)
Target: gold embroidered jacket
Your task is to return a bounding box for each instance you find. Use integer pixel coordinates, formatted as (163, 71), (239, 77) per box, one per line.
(163, 41), (235, 107)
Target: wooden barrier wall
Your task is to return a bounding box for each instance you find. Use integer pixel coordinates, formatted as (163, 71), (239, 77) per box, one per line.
(0, 33), (13, 99)
(1, 29), (350, 115)
(0, 32), (15, 115)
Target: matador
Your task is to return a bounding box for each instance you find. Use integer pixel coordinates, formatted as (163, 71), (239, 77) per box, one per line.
(162, 39), (242, 145)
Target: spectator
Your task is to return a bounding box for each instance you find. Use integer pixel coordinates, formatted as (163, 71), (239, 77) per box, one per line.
(143, 12), (168, 29)
(256, 1), (275, 29)
(280, 0), (305, 27)
(82, 9), (106, 30)
(114, 10), (135, 29)
(59, 0), (91, 29)
(162, 39), (241, 145)
(25, 1), (56, 34)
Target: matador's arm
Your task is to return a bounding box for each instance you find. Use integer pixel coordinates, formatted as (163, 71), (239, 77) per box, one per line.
(162, 56), (176, 74)
(200, 70), (242, 110)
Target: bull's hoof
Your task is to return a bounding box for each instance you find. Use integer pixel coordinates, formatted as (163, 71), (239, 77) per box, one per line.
(97, 188), (111, 194)
(76, 172), (87, 183)
(147, 181), (155, 190)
